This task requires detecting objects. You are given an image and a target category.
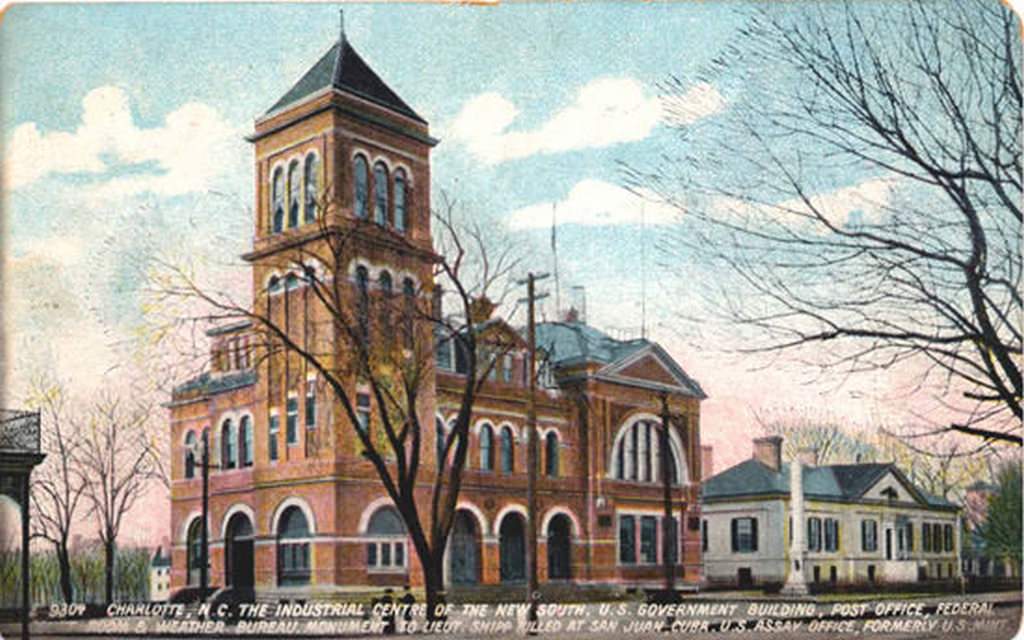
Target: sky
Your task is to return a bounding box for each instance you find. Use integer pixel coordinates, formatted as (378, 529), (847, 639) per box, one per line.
(0, 2), (1002, 546)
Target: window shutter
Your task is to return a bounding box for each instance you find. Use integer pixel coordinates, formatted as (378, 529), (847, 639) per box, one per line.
(751, 518), (758, 552)
(730, 519), (738, 552)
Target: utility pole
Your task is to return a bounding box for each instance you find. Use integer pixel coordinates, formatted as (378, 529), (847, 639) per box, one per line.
(518, 272), (549, 630)
(659, 393), (675, 595)
(200, 431), (210, 597)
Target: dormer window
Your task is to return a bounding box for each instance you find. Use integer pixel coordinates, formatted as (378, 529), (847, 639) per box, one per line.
(287, 161), (300, 228)
(394, 169), (407, 232)
(272, 168), (284, 233)
(373, 162), (389, 226)
(304, 154), (319, 223)
(354, 155), (369, 219)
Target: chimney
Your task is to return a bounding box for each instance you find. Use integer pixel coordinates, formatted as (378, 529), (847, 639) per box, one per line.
(701, 445), (714, 480)
(752, 436), (783, 471)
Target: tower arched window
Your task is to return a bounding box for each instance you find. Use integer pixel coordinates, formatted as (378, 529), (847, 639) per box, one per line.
(353, 155), (369, 219)
(394, 169), (407, 232)
(271, 168), (284, 233)
(373, 162), (389, 226)
(287, 161), (300, 228)
(221, 419), (237, 469)
(184, 431), (197, 479)
(379, 271), (393, 333)
(356, 266), (370, 342)
(239, 416), (253, 467)
(402, 278), (415, 349)
(480, 423), (494, 471)
(285, 273), (300, 292)
(304, 154), (319, 223)
(277, 506), (311, 586)
(500, 426), (515, 474)
(268, 275), (282, 296)
(545, 432), (559, 477)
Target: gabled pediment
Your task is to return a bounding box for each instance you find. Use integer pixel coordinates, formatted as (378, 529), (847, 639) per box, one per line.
(596, 344), (705, 398)
(860, 468), (929, 506)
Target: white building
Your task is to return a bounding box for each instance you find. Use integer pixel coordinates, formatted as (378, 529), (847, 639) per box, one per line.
(701, 437), (961, 589)
(149, 547), (172, 602)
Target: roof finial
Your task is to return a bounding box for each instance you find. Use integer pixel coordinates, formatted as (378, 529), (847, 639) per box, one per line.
(339, 9), (346, 43)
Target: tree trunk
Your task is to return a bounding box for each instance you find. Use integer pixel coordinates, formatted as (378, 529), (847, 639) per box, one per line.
(103, 539), (115, 605)
(423, 554), (446, 623)
(56, 543), (73, 603)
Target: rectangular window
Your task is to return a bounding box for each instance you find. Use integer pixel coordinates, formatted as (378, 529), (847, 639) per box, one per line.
(861, 520), (878, 552)
(502, 355), (513, 383)
(619, 516), (636, 564)
(808, 517), (822, 552)
(944, 524), (953, 552)
(824, 518), (839, 552)
(640, 516), (658, 564)
(702, 519), (708, 553)
(305, 384), (316, 429)
(923, 523), (932, 552)
(731, 517), (757, 553)
(366, 543), (377, 566)
(367, 541), (407, 571)
(286, 396), (298, 445)
(356, 393), (371, 433)
(905, 522), (913, 551)
(269, 413), (280, 462)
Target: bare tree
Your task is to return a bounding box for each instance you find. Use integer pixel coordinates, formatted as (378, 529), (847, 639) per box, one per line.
(77, 395), (162, 605)
(629, 0), (1021, 444)
(26, 378), (87, 603)
(150, 191), (522, 619)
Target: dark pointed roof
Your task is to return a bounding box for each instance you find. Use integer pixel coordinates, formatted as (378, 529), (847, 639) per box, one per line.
(266, 37), (425, 124)
(703, 459), (957, 510)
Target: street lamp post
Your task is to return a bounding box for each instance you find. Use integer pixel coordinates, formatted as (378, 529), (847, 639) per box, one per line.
(186, 431), (218, 600)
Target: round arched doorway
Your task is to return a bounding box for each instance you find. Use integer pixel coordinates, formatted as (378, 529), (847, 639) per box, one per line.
(225, 512), (254, 589)
(499, 513), (526, 583)
(546, 514), (572, 580)
(448, 510), (479, 585)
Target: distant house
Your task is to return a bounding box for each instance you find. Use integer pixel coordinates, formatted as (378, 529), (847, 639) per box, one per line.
(150, 547), (172, 602)
(961, 480), (1018, 580)
(701, 436), (961, 589)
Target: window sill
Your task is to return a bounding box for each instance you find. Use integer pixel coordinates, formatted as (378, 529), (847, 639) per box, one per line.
(367, 567), (409, 574)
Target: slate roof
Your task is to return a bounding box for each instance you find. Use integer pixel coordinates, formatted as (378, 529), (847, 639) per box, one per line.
(266, 37), (425, 123)
(703, 459), (957, 510)
(535, 321), (650, 367)
(172, 370), (257, 397)
(151, 547), (171, 568)
(534, 321), (706, 398)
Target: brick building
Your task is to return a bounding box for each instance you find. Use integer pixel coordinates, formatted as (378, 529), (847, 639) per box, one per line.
(168, 29), (706, 600)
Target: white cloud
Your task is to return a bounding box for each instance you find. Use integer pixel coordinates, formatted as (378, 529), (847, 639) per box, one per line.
(507, 178), (679, 229)
(3, 86), (239, 198)
(449, 77), (725, 164)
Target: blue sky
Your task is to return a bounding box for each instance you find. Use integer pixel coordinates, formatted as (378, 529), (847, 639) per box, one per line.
(3, 2), (967, 524)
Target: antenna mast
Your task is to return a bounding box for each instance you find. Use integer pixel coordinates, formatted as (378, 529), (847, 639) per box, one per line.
(640, 202), (647, 339)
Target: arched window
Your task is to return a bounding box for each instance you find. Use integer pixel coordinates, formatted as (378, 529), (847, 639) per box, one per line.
(545, 432), (559, 477)
(500, 426), (515, 474)
(287, 161), (300, 228)
(285, 273), (300, 292)
(379, 271), (393, 333)
(480, 423), (494, 471)
(304, 154), (319, 223)
(268, 275), (282, 296)
(272, 168), (284, 233)
(435, 417), (446, 469)
(394, 169), (407, 232)
(353, 155), (369, 219)
(186, 518), (202, 585)
(356, 266), (370, 342)
(366, 506), (407, 571)
(373, 162), (389, 226)
(184, 431), (197, 479)
(402, 278), (415, 349)
(239, 416), (253, 467)
(221, 419), (237, 469)
(277, 506), (311, 586)
(612, 419), (681, 484)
